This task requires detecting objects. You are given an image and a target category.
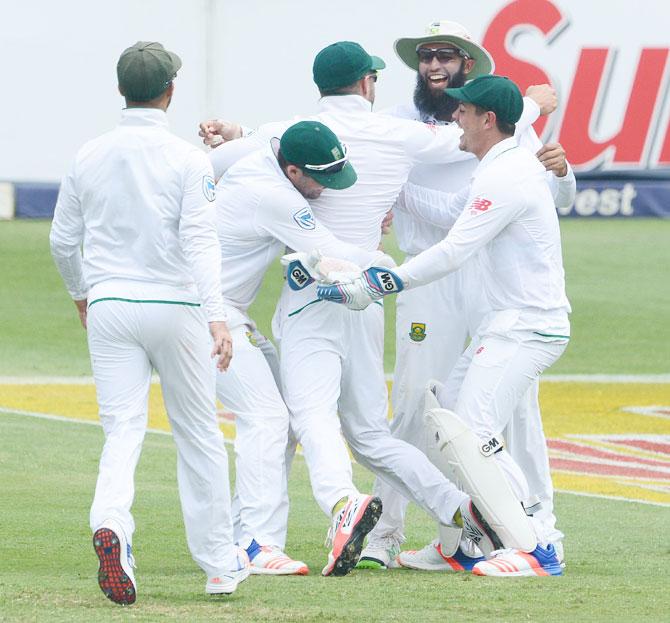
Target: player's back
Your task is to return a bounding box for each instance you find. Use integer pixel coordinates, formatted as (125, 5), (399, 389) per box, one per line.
(309, 95), (461, 250)
(72, 108), (205, 290)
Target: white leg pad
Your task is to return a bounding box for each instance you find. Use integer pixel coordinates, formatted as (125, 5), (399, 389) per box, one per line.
(424, 407), (537, 553)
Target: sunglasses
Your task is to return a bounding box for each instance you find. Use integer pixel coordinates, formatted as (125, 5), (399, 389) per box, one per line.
(416, 46), (469, 63)
(367, 72), (378, 83)
(303, 143), (350, 173)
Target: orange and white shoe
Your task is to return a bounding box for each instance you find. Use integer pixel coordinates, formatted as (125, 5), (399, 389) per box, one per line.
(472, 544), (564, 577)
(247, 541), (309, 576)
(322, 494), (382, 577)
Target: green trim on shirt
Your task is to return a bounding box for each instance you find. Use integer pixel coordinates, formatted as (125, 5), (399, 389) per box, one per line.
(287, 298), (323, 317)
(533, 331), (570, 340)
(88, 297), (201, 309)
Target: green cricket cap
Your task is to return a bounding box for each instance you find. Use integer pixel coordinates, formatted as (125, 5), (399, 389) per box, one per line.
(446, 74), (523, 124)
(313, 41), (385, 92)
(117, 41), (182, 102)
(280, 121), (357, 190)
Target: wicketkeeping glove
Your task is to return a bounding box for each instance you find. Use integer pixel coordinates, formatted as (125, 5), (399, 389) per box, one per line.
(281, 251), (362, 291)
(316, 266), (405, 310)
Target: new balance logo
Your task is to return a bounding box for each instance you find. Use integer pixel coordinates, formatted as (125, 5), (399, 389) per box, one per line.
(469, 196), (492, 215)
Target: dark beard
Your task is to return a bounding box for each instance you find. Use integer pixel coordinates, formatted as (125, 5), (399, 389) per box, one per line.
(413, 67), (467, 121)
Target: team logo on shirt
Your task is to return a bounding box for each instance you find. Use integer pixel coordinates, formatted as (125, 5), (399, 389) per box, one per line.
(292, 206), (316, 230)
(202, 175), (216, 202)
(469, 196), (492, 215)
(409, 322), (427, 342)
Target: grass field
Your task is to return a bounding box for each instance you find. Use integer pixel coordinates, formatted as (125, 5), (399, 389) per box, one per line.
(1, 218), (669, 622)
(1, 219), (669, 375)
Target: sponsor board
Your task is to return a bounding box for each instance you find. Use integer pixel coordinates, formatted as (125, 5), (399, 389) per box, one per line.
(2, 379), (668, 506)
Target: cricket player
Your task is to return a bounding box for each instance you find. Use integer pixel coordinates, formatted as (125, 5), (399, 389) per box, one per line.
(199, 41), (555, 575)
(213, 119), (397, 576)
(49, 42), (247, 603)
(318, 74), (571, 577)
(359, 21), (575, 571)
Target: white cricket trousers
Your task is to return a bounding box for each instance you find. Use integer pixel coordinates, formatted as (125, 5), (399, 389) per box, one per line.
(370, 271), (469, 543)
(87, 299), (237, 577)
(215, 321), (289, 550)
(371, 268), (563, 551)
(275, 284), (468, 524)
(437, 329), (568, 544)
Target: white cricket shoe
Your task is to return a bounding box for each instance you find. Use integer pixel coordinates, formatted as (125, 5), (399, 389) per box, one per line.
(93, 519), (137, 605)
(249, 543), (309, 576)
(472, 544), (564, 577)
(356, 534), (402, 570)
(206, 547), (251, 595)
(397, 539), (484, 572)
(322, 494), (383, 576)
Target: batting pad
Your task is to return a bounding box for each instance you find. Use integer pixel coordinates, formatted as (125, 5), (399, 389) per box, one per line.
(424, 407), (537, 553)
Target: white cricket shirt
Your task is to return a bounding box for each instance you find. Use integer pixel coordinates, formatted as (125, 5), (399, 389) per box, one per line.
(50, 108), (226, 321)
(209, 95), (469, 251)
(214, 146), (384, 312)
(395, 137), (571, 336)
(384, 101), (575, 255)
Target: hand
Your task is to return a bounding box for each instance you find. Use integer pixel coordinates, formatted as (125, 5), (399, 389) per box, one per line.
(316, 266), (404, 310)
(198, 119), (243, 147)
(536, 142), (568, 177)
(209, 321), (233, 371)
(280, 251), (361, 290)
(525, 84), (557, 116)
(74, 299), (87, 329)
(381, 209), (394, 235)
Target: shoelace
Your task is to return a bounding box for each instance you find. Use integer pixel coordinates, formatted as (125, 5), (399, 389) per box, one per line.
(488, 547), (516, 558)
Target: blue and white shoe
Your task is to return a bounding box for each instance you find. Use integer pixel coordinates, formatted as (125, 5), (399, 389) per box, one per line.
(206, 547), (251, 594)
(472, 543), (564, 577)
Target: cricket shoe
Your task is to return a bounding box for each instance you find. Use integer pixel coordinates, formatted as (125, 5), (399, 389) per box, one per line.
(458, 499), (504, 557)
(356, 534), (402, 570)
(246, 539), (309, 575)
(472, 543), (564, 577)
(93, 519), (136, 605)
(322, 494), (383, 577)
(206, 547), (251, 595)
(397, 539), (484, 572)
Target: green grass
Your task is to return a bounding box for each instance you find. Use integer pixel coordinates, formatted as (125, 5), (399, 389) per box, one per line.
(1, 411), (669, 622)
(1, 219), (669, 375)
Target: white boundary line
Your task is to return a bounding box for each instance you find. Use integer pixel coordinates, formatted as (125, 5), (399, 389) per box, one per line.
(2, 407), (668, 508)
(554, 488), (670, 508)
(2, 373), (670, 385)
(0, 407), (232, 445)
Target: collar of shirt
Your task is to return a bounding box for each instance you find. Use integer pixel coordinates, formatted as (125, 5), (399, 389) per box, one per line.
(119, 107), (169, 128)
(471, 136), (518, 181)
(317, 94), (373, 114)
